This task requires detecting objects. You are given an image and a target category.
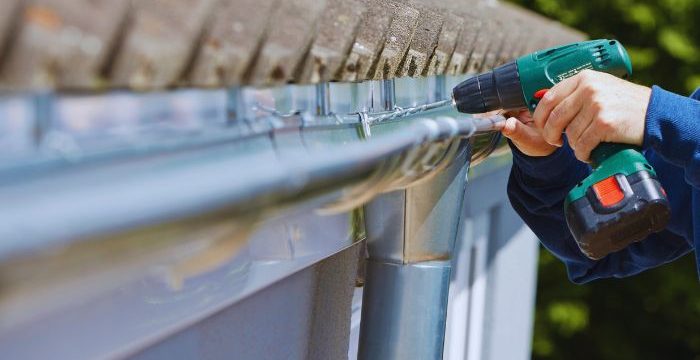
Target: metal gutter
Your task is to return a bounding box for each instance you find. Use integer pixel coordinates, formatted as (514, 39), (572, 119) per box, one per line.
(0, 106), (483, 254)
(0, 75), (504, 331)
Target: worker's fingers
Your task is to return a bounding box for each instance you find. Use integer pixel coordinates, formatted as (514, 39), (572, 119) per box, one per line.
(542, 86), (586, 146)
(572, 123), (603, 162)
(533, 74), (581, 129)
(564, 103), (595, 149)
(501, 117), (544, 145)
(504, 109), (533, 124)
(501, 117), (527, 140)
(502, 117), (558, 157)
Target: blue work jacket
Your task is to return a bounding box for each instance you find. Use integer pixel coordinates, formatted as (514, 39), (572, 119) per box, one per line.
(507, 86), (700, 283)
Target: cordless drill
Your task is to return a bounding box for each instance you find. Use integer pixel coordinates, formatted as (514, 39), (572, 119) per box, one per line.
(452, 39), (670, 260)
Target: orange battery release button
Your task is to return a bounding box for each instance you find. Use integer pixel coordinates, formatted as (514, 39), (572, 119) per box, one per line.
(592, 176), (625, 207)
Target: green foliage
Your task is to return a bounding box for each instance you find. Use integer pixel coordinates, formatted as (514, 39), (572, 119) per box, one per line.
(546, 301), (589, 336)
(658, 28), (700, 61)
(532, 250), (700, 360)
(509, 0), (700, 93)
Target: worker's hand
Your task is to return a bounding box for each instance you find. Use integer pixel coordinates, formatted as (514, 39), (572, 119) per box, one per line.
(501, 109), (558, 157)
(533, 69), (651, 162)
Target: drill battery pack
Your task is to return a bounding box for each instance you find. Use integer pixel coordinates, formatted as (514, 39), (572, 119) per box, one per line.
(565, 170), (670, 260)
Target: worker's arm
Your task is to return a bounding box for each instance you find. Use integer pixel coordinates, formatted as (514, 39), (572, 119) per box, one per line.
(643, 86), (700, 188)
(505, 118), (692, 284)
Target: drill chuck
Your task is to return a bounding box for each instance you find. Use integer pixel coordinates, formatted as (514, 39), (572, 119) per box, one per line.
(452, 61), (526, 113)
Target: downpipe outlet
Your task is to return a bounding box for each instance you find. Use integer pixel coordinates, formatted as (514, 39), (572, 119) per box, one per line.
(359, 141), (471, 360)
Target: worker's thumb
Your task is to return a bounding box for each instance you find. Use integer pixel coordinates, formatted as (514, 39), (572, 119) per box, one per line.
(501, 117), (557, 157)
(501, 117), (530, 142)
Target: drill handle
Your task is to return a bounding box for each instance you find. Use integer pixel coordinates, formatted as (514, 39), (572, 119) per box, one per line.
(590, 143), (635, 169)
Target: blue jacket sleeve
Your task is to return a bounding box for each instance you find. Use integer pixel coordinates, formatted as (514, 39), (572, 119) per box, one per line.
(507, 138), (691, 284)
(644, 86), (700, 189)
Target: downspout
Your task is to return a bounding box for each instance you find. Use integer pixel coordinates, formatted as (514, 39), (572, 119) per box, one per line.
(358, 79), (471, 359)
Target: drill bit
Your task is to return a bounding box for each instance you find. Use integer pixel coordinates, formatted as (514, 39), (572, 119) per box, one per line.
(366, 98), (507, 136)
(368, 99), (453, 123)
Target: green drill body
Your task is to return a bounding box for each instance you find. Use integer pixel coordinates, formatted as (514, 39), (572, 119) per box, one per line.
(453, 39), (670, 260)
